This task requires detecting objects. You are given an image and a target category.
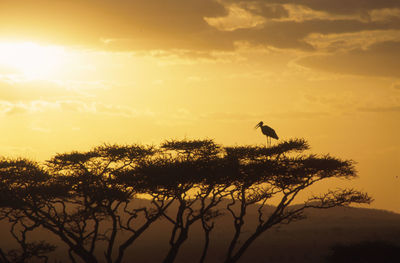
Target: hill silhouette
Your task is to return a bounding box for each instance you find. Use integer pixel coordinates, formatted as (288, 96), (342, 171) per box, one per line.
(1, 199), (399, 262)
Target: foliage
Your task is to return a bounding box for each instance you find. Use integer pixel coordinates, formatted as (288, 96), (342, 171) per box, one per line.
(0, 139), (372, 263)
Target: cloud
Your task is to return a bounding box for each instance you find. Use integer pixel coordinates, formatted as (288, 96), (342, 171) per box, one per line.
(0, 102), (28, 115)
(358, 106), (400, 113)
(0, 0), (229, 50)
(154, 108), (199, 126)
(221, 1), (400, 25)
(222, 18), (400, 51)
(369, 8), (400, 22)
(0, 100), (152, 118)
(251, 0), (400, 15)
(203, 12), (400, 52)
(202, 110), (329, 121)
(240, 2), (289, 19)
(202, 112), (264, 121)
(0, 101), (46, 115)
(0, 77), (113, 102)
(0, 145), (37, 157)
(0, 79), (65, 102)
(304, 30), (400, 51)
(273, 110), (330, 119)
(297, 40), (400, 77)
(2, 0), (400, 53)
(204, 4), (267, 31)
(59, 101), (155, 118)
(392, 82), (400, 90)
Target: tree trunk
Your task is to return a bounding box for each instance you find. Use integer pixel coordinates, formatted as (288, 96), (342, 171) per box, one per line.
(199, 229), (210, 263)
(224, 229), (264, 263)
(162, 229), (188, 263)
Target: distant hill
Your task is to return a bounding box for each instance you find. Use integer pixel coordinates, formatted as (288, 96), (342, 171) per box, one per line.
(1, 200), (399, 262)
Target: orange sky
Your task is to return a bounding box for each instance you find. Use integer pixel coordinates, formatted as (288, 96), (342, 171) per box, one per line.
(0, 0), (399, 212)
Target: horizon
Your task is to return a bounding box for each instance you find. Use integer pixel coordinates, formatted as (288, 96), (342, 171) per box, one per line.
(0, 0), (399, 214)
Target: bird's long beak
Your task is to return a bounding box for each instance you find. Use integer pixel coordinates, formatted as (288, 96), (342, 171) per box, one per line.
(254, 122), (261, 129)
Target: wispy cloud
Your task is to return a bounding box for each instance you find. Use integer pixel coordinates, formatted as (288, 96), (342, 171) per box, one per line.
(392, 82), (400, 90)
(204, 4), (266, 31)
(0, 100), (154, 118)
(202, 111), (264, 122)
(298, 40), (400, 77)
(304, 30), (400, 52)
(358, 106), (400, 113)
(155, 108), (198, 127)
(0, 145), (37, 158)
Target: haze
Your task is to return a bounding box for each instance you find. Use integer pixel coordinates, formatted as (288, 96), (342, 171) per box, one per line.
(0, 0), (399, 213)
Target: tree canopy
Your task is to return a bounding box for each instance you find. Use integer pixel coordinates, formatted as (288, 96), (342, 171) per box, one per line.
(0, 138), (372, 263)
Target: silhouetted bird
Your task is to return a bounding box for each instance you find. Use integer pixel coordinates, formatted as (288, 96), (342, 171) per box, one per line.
(254, 121), (279, 147)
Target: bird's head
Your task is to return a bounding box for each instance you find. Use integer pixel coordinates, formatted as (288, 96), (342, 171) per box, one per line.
(254, 121), (263, 129)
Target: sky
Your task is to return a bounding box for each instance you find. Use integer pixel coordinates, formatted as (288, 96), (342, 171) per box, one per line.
(0, 0), (399, 213)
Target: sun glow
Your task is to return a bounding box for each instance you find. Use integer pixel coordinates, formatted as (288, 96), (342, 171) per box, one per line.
(0, 42), (68, 79)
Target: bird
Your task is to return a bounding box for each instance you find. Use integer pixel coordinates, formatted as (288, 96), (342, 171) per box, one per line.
(254, 121), (279, 147)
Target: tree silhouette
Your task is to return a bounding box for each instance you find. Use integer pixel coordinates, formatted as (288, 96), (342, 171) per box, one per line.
(142, 140), (229, 263)
(221, 139), (371, 263)
(0, 145), (171, 263)
(0, 139), (372, 263)
(0, 159), (58, 263)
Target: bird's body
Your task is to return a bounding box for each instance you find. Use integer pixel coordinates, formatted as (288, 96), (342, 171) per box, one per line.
(255, 121), (279, 147)
(260, 125), (279, 140)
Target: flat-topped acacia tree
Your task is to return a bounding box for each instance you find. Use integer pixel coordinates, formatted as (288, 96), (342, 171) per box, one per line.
(0, 139), (372, 263)
(220, 140), (371, 263)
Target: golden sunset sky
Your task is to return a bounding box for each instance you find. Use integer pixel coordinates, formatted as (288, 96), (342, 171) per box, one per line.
(0, 0), (399, 212)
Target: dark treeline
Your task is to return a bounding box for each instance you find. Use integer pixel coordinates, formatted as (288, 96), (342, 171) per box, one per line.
(0, 139), (372, 263)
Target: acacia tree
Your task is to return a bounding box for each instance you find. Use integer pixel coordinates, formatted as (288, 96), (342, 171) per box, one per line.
(0, 145), (174, 263)
(137, 140), (229, 263)
(221, 139), (371, 263)
(0, 159), (58, 263)
(0, 138), (372, 263)
(138, 139), (371, 263)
